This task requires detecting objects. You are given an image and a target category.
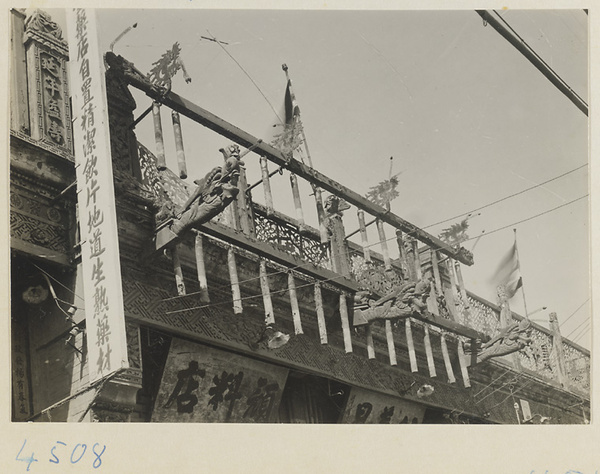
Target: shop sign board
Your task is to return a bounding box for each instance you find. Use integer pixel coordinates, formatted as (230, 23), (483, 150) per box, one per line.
(66, 9), (129, 382)
(153, 338), (289, 423)
(340, 386), (426, 424)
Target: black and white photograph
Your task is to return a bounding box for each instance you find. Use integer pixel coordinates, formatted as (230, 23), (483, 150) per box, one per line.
(5, 3), (597, 472)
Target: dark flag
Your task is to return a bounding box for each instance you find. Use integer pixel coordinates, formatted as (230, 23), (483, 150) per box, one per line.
(271, 78), (304, 157)
(490, 241), (523, 299)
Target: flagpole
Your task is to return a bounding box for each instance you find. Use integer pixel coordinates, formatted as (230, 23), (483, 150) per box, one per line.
(513, 228), (530, 320)
(282, 64), (328, 243)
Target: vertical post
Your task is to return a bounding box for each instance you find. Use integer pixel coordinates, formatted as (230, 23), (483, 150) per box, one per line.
(549, 312), (569, 388)
(385, 320), (397, 365)
(395, 230), (410, 280)
(314, 282), (328, 344)
(440, 333), (456, 383)
(457, 340), (471, 388)
(236, 164), (255, 236)
(260, 259), (274, 325)
(259, 156), (274, 216)
(313, 187), (328, 244)
(376, 219), (391, 269)
(405, 319), (418, 372)
(424, 325), (436, 377)
(446, 259), (460, 321)
(289, 173), (306, 230)
(357, 209), (371, 263)
(427, 247), (440, 316)
(325, 197), (351, 277)
(194, 231), (209, 302)
(455, 261), (471, 326)
(339, 293), (353, 353)
(171, 110), (187, 179)
(365, 326), (376, 359)
(404, 235), (417, 281)
(227, 247), (243, 314)
(431, 249), (443, 297)
(152, 101), (166, 170)
(412, 238), (422, 280)
(288, 272), (303, 335)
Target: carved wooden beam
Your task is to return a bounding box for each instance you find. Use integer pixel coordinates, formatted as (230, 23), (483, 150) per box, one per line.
(106, 52), (474, 266)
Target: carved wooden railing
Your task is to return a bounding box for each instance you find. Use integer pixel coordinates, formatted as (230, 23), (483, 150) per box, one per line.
(253, 203), (330, 270)
(455, 291), (590, 394)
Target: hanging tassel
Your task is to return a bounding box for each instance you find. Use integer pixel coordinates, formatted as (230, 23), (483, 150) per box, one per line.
(314, 282), (328, 344)
(227, 247), (242, 314)
(385, 320), (397, 366)
(288, 271), (303, 334)
(339, 293), (352, 353)
(259, 259), (274, 325)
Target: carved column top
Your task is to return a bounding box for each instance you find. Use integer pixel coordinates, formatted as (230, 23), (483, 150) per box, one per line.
(24, 9), (68, 56)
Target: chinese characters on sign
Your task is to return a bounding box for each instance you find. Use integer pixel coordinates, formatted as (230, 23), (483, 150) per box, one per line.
(66, 9), (128, 382)
(341, 387), (425, 424)
(152, 338), (289, 423)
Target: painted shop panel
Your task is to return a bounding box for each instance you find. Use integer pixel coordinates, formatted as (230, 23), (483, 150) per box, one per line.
(152, 338), (289, 423)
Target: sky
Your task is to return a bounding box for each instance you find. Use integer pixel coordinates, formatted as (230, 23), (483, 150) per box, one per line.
(46, 8), (590, 348)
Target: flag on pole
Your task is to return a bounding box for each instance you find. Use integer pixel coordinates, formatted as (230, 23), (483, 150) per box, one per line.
(490, 241), (523, 298)
(271, 69), (305, 158)
(284, 79), (300, 124)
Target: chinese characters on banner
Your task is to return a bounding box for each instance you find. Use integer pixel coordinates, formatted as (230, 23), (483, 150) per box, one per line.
(152, 338), (289, 423)
(66, 9), (128, 382)
(11, 322), (32, 421)
(340, 387), (426, 424)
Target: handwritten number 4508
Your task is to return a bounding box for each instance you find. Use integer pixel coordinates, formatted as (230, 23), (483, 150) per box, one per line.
(17, 439), (106, 471)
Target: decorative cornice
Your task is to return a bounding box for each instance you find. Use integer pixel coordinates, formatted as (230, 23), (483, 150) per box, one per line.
(24, 9), (68, 56)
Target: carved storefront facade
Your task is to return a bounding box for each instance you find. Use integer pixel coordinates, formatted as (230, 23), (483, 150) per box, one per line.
(10, 9), (590, 425)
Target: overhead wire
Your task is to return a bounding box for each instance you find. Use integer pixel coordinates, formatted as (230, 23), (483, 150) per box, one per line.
(422, 163), (587, 231)
(571, 325), (590, 344)
(206, 29), (283, 125)
(559, 298), (590, 328)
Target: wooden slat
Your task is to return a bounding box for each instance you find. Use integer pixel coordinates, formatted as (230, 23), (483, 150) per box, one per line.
(412, 239), (422, 280)
(227, 247), (243, 314)
(440, 333), (456, 384)
(259, 259), (274, 325)
(405, 319), (418, 373)
(376, 219), (391, 269)
(288, 272), (303, 335)
(171, 110), (187, 179)
(118, 62), (473, 265)
(385, 320), (397, 366)
(194, 231), (209, 302)
(314, 282), (328, 344)
(457, 340), (471, 388)
(152, 101), (166, 170)
(446, 259), (460, 321)
(339, 293), (352, 353)
(455, 262), (471, 326)
(365, 325), (375, 359)
(289, 172), (305, 229)
(424, 325), (436, 377)
(172, 244), (186, 296)
(357, 209), (371, 263)
(259, 156), (274, 215)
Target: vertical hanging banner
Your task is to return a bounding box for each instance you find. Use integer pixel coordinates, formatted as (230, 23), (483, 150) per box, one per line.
(66, 9), (128, 382)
